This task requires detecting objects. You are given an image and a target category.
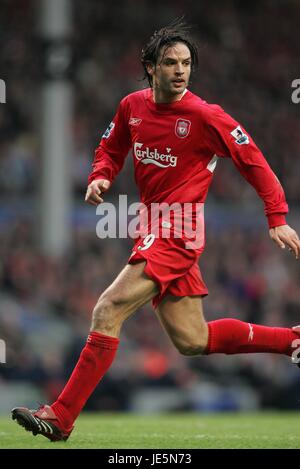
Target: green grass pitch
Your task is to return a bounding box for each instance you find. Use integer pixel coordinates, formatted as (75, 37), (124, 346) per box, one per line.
(1, 412), (300, 449)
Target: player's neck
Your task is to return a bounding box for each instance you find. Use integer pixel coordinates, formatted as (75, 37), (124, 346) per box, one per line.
(152, 88), (187, 104)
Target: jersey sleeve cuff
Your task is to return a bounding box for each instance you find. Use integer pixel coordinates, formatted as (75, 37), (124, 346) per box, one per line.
(88, 171), (112, 185)
(267, 213), (287, 229)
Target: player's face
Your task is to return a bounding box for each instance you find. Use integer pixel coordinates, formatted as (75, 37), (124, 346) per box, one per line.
(148, 42), (192, 103)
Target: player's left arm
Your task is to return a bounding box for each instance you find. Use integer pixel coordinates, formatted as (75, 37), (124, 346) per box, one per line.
(204, 107), (300, 259)
(269, 224), (300, 259)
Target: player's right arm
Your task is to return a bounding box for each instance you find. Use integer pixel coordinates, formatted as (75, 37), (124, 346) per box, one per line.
(85, 97), (132, 205)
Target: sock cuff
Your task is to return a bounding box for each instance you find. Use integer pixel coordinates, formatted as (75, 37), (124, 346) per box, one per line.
(87, 331), (120, 350)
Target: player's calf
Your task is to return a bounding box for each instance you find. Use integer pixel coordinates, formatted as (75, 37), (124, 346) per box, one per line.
(172, 325), (209, 356)
(175, 339), (208, 356)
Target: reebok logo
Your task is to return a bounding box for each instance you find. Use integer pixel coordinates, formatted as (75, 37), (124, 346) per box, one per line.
(129, 117), (142, 126)
(248, 323), (254, 342)
(133, 142), (178, 168)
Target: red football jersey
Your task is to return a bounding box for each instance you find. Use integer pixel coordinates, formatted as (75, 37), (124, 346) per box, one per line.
(88, 88), (288, 228)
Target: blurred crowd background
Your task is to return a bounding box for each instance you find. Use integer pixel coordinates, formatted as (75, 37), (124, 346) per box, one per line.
(0, 0), (300, 414)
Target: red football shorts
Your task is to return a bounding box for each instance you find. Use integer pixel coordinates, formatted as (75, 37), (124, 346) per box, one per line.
(128, 234), (208, 309)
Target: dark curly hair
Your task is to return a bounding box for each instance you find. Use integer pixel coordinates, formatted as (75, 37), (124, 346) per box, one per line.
(141, 18), (198, 88)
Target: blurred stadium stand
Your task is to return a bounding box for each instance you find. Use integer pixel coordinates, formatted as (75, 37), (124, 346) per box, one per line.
(0, 0), (300, 414)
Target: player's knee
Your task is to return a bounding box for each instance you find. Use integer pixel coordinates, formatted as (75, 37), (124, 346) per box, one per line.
(91, 293), (125, 331)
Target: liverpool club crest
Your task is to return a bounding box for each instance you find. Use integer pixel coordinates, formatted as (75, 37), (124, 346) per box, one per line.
(175, 118), (191, 138)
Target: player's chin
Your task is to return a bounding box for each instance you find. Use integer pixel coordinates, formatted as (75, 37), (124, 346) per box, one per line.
(170, 82), (186, 94)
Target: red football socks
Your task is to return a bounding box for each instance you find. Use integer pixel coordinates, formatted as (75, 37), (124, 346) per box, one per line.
(206, 318), (299, 356)
(50, 321), (299, 429)
(51, 331), (119, 430)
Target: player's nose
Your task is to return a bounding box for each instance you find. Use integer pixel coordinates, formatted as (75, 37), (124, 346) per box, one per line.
(174, 63), (184, 74)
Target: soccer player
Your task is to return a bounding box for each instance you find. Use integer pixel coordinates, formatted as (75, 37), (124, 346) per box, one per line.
(12, 20), (300, 441)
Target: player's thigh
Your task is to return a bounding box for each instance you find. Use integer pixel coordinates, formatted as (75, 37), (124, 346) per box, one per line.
(98, 260), (159, 315)
(155, 295), (208, 354)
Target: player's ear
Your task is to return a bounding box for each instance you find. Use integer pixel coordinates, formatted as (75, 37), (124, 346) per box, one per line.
(146, 62), (155, 76)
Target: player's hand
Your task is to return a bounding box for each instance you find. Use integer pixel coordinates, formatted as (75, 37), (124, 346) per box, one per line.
(269, 224), (300, 259)
(85, 179), (111, 206)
